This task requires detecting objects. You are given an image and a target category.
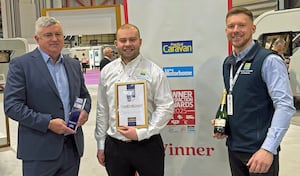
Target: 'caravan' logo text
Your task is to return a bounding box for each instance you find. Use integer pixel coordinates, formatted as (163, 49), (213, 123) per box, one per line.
(162, 40), (193, 54)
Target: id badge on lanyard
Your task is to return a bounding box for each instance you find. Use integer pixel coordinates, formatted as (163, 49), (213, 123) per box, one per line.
(227, 93), (233, 115)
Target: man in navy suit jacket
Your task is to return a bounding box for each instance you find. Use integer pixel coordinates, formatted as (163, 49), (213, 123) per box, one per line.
(4, 16), (91, 176)
(100, 47), (114, 71)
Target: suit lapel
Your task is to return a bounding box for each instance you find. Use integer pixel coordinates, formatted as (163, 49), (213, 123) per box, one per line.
(31, 49), (60, 99)
(63, 58), (75, 105)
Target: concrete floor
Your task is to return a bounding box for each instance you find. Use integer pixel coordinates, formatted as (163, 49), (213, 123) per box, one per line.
(0, 85), (107, 176)
(1, 85), (300, 176)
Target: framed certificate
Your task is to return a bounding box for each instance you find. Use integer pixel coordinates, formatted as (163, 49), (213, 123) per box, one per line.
(115, 80), (148, 129)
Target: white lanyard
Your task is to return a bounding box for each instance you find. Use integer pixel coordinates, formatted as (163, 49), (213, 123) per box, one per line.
(228, 61), (245, 115)
(229, 61), (245, 93)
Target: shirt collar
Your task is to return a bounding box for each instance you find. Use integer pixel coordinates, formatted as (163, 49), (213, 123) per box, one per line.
(120, 54), (142, 66)
(38, 46), (64, 64)
(104, 56), (111, 61)
(233, 40), (255, 62)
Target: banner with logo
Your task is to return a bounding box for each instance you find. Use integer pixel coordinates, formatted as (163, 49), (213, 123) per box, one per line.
(127, 0), (230, 175)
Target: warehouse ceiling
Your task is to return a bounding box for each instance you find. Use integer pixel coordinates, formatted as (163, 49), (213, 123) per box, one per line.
(233, 0), (277, 19)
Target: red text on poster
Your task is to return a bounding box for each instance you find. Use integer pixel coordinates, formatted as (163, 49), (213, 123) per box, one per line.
(168, 90), (195, 125)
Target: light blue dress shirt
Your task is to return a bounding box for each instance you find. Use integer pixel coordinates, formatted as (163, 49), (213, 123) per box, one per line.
(38, 48), (70, 122)
(233, 41), (296, 154)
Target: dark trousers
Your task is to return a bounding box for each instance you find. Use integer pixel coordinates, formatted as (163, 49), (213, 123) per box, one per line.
(82, 63), (87, 73)
(105, 134), (165, 176)
(23, 135), (80, 176)
(228, 149), (279, 176)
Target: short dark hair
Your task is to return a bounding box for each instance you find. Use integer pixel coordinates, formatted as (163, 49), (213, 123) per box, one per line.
(226, 7), (254, 22)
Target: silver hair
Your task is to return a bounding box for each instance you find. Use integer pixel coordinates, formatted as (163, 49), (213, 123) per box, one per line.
(35, 16), (62, 35)
(103, 47), (113, 55)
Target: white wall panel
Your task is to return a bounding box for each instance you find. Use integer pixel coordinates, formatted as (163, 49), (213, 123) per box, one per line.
(45, 7), (119, 35)
(127, 0), (230, 175)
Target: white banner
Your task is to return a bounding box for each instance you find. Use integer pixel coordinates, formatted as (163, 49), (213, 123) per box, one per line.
(127, 0), (230, 175)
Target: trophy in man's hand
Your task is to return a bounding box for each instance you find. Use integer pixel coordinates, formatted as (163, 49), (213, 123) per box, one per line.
(67, 97), (87, 131)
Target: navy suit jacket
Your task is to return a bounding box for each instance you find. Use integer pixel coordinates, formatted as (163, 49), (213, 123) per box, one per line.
(99, 57), (111, 71)
(4, 48), (91, 160)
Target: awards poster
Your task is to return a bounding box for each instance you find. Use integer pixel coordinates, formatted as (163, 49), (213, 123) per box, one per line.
(127, 0), (230, 175)
(168, 90), (196, 129)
